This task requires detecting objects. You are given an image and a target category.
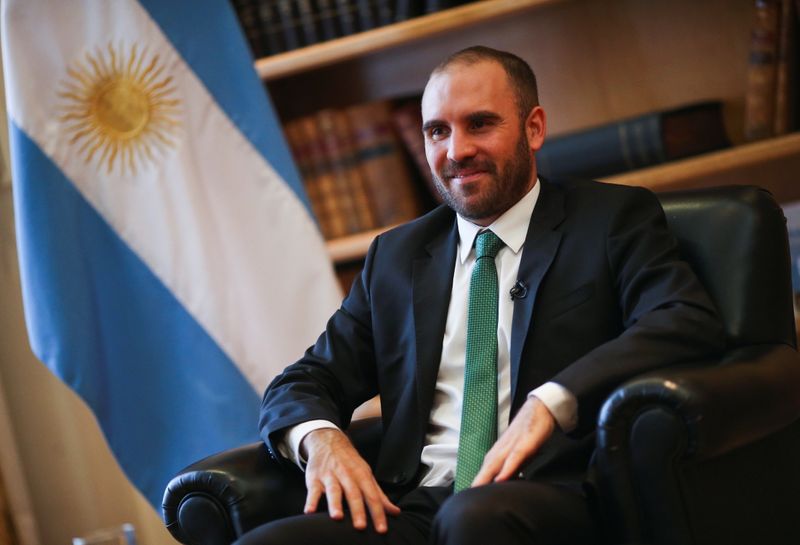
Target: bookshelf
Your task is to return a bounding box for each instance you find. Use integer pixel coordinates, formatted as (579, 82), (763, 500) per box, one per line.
(323, 134), (800, 264)
(255, 0), (567, 81)
(249, 0), (799, 268)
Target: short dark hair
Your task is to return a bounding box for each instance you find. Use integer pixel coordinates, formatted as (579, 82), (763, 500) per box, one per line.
(431, 46), (539, 121)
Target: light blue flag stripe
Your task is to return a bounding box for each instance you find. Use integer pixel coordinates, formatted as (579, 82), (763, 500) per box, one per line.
(137, 0), (311, 212)
(10, 121), (261, 507)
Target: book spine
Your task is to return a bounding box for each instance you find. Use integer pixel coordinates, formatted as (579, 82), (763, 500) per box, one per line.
(347, 101), (423, 226)
(316, 109), (376, 234)
(334, 0), (359, 35)
(233, 0), (266, 58)
(257, 1), (286, 56)
(424, 0), (461, 14)
(395, 0), (423, 21)
(375, 0), (394, 27)
(283, 119), (333, 238)
(296, 0), (321, 46)
(774, 0), (797, 134)
(296, 115), (349, 239)
(332, 110), (379, 232)
(316, 0), (341, 41)
(276, 0), (302, 51)
(744, 0), (781, 141)
(356, 0), (377, 31)
(391, 100), (439, 203)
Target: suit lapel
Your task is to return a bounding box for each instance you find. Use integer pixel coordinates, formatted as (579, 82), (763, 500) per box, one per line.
(509, 180), (566, 404)
(412, 220), (459, 421)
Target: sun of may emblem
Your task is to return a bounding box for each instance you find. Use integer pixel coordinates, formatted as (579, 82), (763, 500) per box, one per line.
(58, 42), (181, 176)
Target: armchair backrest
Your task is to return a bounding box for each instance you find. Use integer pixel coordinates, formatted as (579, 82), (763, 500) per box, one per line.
(656, 185), (796, 349)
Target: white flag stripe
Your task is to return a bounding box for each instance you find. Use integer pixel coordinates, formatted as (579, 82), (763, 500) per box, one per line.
(2, 0), (340, 390)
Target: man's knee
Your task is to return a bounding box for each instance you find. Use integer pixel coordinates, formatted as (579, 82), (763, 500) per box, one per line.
(432, 486), (512, 544)
(431, 481), (596, 545)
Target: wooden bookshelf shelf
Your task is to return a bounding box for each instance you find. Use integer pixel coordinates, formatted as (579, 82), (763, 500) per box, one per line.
(254, 0), (566, 81)
(325, 134), (800, 265)
(604, 132), (800, 203)
(326, 224), (399, 263)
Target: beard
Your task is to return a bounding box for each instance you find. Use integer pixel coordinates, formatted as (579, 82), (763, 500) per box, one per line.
(431, 130), (534, 223)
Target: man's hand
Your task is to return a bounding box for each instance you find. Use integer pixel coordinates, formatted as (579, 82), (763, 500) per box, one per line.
(471, 396), (556, 487)
(302, 428), (401, 533)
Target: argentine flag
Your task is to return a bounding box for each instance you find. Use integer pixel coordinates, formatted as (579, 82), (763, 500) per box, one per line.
(1, 0), (342, 508)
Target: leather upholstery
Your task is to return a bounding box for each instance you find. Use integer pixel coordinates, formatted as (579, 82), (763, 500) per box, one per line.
(162, 186), (800, 545)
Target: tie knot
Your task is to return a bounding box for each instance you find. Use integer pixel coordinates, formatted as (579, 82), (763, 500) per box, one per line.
(475, 230), (504, 259)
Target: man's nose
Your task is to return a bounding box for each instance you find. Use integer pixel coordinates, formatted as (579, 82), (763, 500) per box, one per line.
(446, 130), (477, 163)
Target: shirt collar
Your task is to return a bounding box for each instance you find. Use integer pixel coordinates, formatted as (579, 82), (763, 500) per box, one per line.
(456, 179), (541, 264)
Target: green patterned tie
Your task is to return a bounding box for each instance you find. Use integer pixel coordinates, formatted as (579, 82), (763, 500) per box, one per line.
(455, 230), (504, 492)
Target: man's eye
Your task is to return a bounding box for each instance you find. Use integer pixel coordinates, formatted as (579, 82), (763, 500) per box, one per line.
(429, 127), (448, 140)
(471, 119), (488, 130)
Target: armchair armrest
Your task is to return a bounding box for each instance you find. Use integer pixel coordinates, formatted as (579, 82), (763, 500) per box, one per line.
(597, 343), (800, 461)
(162, 441), (306, 545)
(595, 343), (800, 544)
(162, 417), (383, 545)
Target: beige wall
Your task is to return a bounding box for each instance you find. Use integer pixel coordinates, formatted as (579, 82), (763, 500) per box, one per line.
(0, 45), (176, 545)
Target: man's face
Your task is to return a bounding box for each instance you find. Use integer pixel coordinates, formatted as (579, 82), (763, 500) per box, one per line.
(421, 60), (545, 226)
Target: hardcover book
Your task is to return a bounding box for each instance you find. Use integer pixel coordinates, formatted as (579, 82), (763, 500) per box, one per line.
(346, 101), (423, 226)
(744, 0), (781, 141)
(536, 101), (730, 181)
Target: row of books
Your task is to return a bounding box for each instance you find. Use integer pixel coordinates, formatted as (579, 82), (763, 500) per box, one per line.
(232, 0), (475, 59)
(743, 0), (798, 141)
(283, 100), (427, 240)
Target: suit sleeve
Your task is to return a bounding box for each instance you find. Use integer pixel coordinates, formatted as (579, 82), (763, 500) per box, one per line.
(552, 187), (726, 435)
(258, 236), (382, 459)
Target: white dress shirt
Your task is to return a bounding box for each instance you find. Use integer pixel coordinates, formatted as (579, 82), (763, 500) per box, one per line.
(280, 181), (577, 487)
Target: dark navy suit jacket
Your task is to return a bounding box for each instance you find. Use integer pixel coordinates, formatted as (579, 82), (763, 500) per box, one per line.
(260, 178), (725, 490)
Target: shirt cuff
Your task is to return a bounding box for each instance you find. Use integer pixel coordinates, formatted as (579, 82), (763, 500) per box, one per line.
(528, 382), (578, 433)
(277, 419), (340, 468)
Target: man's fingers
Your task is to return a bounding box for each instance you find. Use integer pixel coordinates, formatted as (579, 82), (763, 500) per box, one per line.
(381, 491), (402, 516)
(342, 480), (368, 530)
(304, 481), (323, 514)
(471, 447), (506, 487)
(324, 479), (344, 520)
(302, 429), (399, 532)
(362, 488), (388, 533)
(494, 447), (527, 482)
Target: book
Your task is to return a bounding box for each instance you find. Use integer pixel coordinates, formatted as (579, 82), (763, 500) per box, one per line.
(232, 0), (266, 58)
(424, 0), (466, 14)
(395, 0), (424, 21)
(774, 0), (798, 135)
(284, 118), (341, 238)
(256, 0), (287, 56)
(744, 0), (781, 141)
(536, 101), (731, 181)
(375, 0), (394, 27)
(296, 0), (321, 46)
(356, 0), (378, 31)
(316, 0), (341, 41)
(276, 0), (302, 51)
(345, 101), (424, 226)
(334, 0), (360, 36)
(316, 109), (377, 234)
(390, 98), (440, 203)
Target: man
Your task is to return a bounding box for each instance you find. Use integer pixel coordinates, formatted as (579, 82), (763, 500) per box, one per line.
(240, 46), (724, 545)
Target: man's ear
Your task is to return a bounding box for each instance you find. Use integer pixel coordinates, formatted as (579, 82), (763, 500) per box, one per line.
(526, 106), (546, 152)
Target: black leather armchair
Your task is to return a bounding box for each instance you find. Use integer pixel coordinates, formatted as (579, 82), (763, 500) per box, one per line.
(163, 185), (800, 545)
